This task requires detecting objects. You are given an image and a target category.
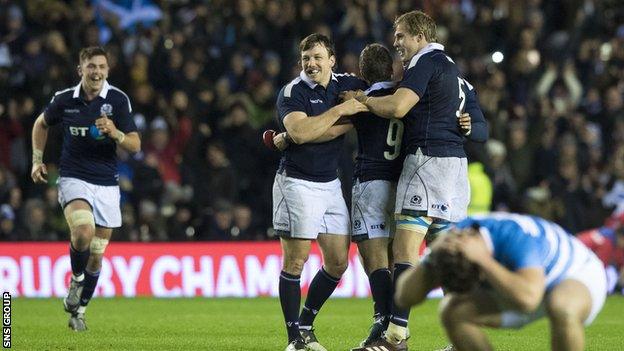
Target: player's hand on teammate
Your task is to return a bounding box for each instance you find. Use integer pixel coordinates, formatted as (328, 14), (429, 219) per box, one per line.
(457, 112), (471, 136)
(31, 162), (48, 184)
(337, 97), (368, 116)
(95, 114), (118, 136)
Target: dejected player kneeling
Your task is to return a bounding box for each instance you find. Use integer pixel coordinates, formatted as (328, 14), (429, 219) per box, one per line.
(395, 213), (607, 351)
(31, 46), (140, 331)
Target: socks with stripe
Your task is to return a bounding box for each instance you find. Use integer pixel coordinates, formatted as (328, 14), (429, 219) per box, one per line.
(389, 263), (413, 328)
(299, 267), (340, 328)
(369, 268), (393, 317)
(279, 271), (301, 342)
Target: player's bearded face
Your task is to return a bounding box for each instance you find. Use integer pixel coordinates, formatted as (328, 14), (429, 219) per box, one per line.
(301, 44), (335, 85)
(79, 55), (109, 93)
(394, 23), (420, 63)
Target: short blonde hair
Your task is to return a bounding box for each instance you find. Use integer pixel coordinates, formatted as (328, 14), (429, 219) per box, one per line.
(394, 10), (437, 42)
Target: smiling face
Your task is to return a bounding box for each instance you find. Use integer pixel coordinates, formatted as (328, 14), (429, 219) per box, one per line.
(301, 43), (335, 86)
(79, 54), (109, 95)
(393, 22), (423, 64)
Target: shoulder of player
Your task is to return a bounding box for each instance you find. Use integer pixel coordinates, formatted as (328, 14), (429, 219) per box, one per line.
(106, 84), (133, 112)
(49, 86), (76, 103)
(333, 72), (366, 89)
(106, 84), (131, 103)
(280, 76), (306, 98)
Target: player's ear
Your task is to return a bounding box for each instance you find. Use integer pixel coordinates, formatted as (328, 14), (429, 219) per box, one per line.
(77, 65), (82, 76)
(329, 55), (336, 69)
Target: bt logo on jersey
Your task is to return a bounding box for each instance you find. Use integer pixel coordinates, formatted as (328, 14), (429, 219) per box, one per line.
(69, 126), (89, 136)
(69, 126), (105, 140)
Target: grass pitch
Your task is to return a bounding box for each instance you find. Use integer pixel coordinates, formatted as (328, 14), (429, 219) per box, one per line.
(10, 296), (624, 350)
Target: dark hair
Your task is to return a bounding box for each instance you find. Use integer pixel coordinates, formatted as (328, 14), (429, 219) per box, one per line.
(299, 33), (335, 58)
(394, 10), (437, 42)
(79, 46), (109, 63)
(359, 43), (393, 84)
(429, 246), (480, 294)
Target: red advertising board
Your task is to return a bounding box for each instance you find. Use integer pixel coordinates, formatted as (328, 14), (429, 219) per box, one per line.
(0, 242), (373, 298)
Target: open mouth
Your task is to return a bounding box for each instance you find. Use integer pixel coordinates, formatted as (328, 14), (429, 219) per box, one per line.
(306, 68), (320, 77)
(89, 76), (103, 85)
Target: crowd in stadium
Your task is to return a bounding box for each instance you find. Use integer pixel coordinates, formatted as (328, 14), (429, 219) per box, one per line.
(0, 0), (623, 253)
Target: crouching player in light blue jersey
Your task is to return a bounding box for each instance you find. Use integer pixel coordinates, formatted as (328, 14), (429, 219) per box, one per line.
(31, 47), (140, 331)
(395, 213), (607, 351)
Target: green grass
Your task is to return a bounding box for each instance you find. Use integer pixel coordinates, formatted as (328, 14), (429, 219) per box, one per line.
(10, 296), (624, 350)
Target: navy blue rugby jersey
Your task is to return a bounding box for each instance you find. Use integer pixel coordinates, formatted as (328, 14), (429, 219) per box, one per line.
(400, 43), (486, 157)
(276, 71), (367, 182)
(43, 81), (137, 185)
(352, 81), (403, 182)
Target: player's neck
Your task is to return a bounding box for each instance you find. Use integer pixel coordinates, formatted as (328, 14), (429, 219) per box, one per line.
(81, 85), (101, 101)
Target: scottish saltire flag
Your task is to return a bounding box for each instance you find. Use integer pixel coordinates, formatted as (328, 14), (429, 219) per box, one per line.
(93, 0), (163, 44)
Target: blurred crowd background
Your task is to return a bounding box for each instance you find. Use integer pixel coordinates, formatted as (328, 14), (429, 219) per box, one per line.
(0, 0), (623, 248)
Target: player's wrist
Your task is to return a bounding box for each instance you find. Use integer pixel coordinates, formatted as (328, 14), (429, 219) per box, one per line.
(283, 132), (293, 145)
(32, 149), (43, 165)
(113, 130), (125, 144)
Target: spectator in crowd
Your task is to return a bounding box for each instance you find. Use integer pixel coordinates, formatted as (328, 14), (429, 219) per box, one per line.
(0, 0), (623, 245)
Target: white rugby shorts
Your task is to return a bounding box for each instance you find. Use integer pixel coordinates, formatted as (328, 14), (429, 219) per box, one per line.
(272, 173), (350, 239)
(57, 177), (122, 228)
(498, 252), (607, 328)
(351, 179), (396, 242)
(396, 149), (469, 222)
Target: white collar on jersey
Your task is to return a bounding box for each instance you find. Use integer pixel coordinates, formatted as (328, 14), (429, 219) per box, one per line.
(72, 80), (111, 99)
(299, 70), (338, 89)
(407, 43), (445, 69)
(365, 81), (396, 95)
(477, 226), (494, 253)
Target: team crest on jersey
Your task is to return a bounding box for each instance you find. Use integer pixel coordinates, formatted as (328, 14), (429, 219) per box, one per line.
(100, 103), (113, 116)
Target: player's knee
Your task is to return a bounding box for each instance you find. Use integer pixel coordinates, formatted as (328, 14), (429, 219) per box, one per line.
(67, 209), (95, 244)
(324, 260), (348, 277)
(283, 257), (307, 275)
(546, 295), (583, 325)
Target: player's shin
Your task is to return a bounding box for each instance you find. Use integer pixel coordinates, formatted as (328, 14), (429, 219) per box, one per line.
(299, 267), (340, 328)
(77, 269), (100, 314)
(279, 271), (302, 342)
(69, 243), (90, 280)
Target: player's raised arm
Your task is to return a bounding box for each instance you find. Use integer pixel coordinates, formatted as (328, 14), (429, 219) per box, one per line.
(95, 115), (141, 153)
(453, 232), (546, 312)
(31, 113), (49, 184)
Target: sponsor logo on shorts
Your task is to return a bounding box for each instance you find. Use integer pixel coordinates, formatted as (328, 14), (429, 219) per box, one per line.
(353, 220), (362, 230)
(410, 195), (422, 205)
(275, 222), (289, 228)
(370, 223), (385, 230)
(431, 203), (449, 212)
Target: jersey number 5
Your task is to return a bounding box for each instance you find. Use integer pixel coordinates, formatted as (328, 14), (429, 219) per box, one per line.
(384, 119), (404, 160)
(456, 77), (474, 117)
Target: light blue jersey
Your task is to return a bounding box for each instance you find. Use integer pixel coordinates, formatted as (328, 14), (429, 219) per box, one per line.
(456, 213), (594, 290)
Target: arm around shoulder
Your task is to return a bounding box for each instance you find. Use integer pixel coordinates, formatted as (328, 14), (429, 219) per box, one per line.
(364, 88), (420, 119)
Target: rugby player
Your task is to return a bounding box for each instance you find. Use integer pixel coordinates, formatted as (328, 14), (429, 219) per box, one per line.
(396, 213), (607, 351)
(31, 46), (140, 331)
(273, 33), (368, 351)
(344, 11), (488, 349)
